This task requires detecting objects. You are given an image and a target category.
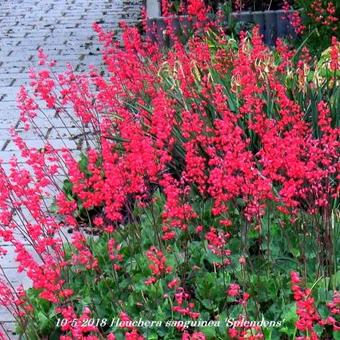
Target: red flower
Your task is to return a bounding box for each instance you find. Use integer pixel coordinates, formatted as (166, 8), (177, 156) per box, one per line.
(227, 284), (240, 297)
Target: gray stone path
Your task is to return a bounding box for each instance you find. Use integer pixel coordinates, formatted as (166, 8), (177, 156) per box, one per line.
(0, 0), (142, 337)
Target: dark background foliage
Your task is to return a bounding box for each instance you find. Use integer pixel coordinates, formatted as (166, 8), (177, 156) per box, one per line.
(171, 0), (289, 12)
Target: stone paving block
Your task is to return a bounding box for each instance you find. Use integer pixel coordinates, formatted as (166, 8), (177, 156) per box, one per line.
(0, 0), (143, 324)
(0, 92), (18, 102)
(0, 73), (28, 80)
(0, 321), (19, 340)
(0, 309), (17, 325)
(0, 150), (23, 163)
(0, 79), (14, 87)
(0, 268), (31, 290)
(6, 128), (50, 142)
(0, 119), (16, 130)
(4, 138), (79, 152)
(47, 126), (84, 139)
(0, 245), (37, 269)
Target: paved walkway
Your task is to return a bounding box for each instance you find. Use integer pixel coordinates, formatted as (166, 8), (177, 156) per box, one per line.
(0, 0), (142, 337)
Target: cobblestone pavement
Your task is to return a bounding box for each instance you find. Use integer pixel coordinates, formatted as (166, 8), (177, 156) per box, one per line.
(0, 0), (142, 336)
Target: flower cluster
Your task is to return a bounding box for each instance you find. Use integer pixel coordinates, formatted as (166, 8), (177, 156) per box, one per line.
(309, 0), (338, 30)
(0, 1), (338, 339)
(172, 288), (200, 321)
(145, 246), (172, 284)
(290, 272), (340, 338)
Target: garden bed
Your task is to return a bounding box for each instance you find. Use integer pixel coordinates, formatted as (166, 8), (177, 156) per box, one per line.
(0, 0), (339, 339)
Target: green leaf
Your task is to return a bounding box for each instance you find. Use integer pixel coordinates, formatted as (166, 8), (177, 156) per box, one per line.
(37, 311), (52, 334)
(201, 326), (216, 339)
(334, 330), (340, 340)
(79, 152), (89, 174)
(201, 299), (214, 310)
(279, 303), (297, 337)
